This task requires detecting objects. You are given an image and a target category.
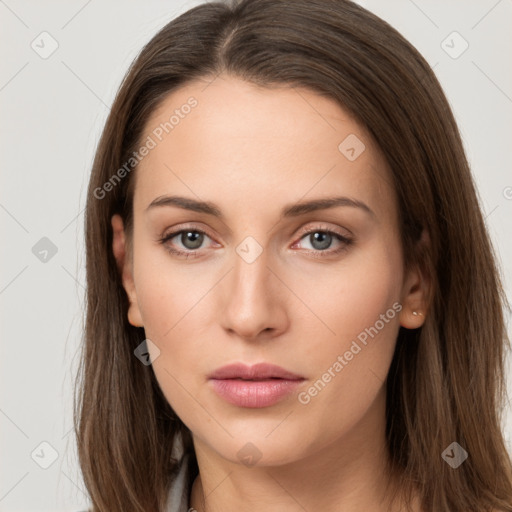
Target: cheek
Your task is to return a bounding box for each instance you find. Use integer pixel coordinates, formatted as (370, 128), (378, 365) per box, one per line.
(295, 234), (403, 362)
(291, 238), (403, 439)
(134, 263), (209, 366)
(131, 244), (220, 421)
(136, 273), (208, 428)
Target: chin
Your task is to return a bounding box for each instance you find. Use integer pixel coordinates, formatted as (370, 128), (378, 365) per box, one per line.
(191, 418), (317, 468)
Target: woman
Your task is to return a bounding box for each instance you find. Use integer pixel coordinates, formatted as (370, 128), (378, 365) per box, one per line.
(74, 0), (512, 510)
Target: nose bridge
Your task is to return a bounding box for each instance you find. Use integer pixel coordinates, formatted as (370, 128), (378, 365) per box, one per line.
(231, 234), (273, 304)
(221, 233), (284, 337)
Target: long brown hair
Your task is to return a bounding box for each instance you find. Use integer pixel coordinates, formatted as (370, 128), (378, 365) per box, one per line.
(74, 0), (512, 510)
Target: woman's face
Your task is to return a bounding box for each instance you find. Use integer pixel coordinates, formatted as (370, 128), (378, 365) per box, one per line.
(112, 75), (426, 466)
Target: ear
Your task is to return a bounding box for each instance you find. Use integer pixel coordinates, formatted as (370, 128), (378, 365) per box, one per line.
(111, 214), (144, 328)
(399, 229), (430, 329)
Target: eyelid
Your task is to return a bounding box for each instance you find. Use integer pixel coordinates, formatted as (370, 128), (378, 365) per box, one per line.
(294, 223), (353, 240)
(160, 222), (351, 245)
(160, 223), (218, 242)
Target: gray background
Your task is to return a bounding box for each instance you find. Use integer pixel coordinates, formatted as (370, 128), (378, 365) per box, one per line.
(1, 0), (511, 510)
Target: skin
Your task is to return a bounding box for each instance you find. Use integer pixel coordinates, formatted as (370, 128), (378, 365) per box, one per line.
(112, 74), (428, 512)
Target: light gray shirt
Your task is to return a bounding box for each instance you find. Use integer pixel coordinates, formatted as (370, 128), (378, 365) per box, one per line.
(165, 432), (194, 512)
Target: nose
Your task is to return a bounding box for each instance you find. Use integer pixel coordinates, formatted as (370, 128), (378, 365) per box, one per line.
(220, 243), (289, 342)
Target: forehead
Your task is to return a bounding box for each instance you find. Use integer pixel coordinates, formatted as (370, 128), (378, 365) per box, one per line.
(133, 75), (396, 222)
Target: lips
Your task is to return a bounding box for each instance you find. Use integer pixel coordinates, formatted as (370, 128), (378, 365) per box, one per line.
(208, 363), (305, 408)
(208, 362), (304, 381)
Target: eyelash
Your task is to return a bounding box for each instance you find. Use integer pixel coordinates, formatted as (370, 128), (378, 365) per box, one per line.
(158, 224), (354, 259)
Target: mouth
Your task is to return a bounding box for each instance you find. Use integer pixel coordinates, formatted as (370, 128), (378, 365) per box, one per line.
(225, 377), (291, 381)
(208, 362), (304, 381)
(208, 363), (305, 408)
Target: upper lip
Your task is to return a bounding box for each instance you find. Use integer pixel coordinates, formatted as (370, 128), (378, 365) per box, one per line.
(208, 363), (304, 381)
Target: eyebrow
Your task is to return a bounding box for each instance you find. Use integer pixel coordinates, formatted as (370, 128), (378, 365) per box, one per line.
(145, 195), (375, 219)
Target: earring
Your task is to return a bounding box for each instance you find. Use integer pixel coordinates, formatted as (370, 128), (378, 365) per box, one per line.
(412, 311), (424, 316)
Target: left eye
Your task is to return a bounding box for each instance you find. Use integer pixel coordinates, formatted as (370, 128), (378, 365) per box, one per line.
(295, 230), (346, 251)
(162, 230), (210, 251)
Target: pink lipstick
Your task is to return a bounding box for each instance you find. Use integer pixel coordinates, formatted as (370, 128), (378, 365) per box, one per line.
(208, 362), (305, 408)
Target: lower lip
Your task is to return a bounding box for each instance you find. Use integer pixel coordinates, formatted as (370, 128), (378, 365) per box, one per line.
(209, 378), (304, 408)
